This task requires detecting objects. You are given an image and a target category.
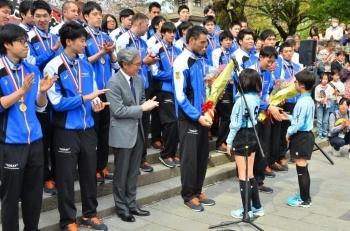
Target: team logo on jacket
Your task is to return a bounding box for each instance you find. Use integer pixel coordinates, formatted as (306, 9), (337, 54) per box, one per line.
(188, 129), (198, 134)
(175, 72), (180, 79)
(82, 72), (89, 77)
(4, 163), (19, 170)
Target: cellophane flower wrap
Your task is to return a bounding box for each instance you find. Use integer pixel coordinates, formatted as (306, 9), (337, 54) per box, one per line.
(258, 77), (299, 122)
(202, 60), (234, 122)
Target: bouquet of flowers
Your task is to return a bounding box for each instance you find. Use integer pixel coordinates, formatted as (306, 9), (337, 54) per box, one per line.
(258, 77), (299, 122)
(202, 61), (234, 122)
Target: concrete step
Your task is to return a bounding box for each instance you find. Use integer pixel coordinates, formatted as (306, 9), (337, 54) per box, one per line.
(19, 162), (237, 231)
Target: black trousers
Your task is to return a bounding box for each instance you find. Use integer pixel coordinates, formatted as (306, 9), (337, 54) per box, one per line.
(37, 103), (55, 182)
(156, 91), (178, 159)
(113, 127), (144, 214)
(151, 107), (163, 143)
(254, 120), (271, 186)
(54, 128), (98, 229)
(179, 120), (209, 202)
(216, 90), (234, 148)
(268, 118), (282, 165)
(93, 94), (110, 172)
(0, 140), (44, 231)
(279, 103), (295, 159)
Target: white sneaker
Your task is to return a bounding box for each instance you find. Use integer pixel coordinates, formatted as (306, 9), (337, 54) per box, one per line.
(332, 147), (341, 157)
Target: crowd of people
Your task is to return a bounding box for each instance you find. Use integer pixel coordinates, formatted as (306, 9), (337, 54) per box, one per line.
(0, 0), (349, 230)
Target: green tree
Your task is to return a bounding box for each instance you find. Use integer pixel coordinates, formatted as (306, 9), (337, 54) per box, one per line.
(308, 0), (350, 23)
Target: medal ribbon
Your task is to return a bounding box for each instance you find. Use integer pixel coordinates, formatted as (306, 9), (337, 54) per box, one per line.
(1, 57), (25, 91)
(33, 27), (53, 51)
(282, 60), (295, 79)
(128, 31), (142, 58)
(60, 54), (82, 93)
(119, 26), (126, 33)
(160, 42), (174, 67)
(86, 26), (103, 51)
(207, 35), (216, 50)
(221, 47), (230, 63)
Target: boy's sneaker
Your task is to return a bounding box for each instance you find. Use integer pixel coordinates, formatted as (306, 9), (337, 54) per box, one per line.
(332, 147), (341, 157)
(62, 222), (79, 231)
(270, 162), (288, 172)
(96, 172), (105, 184)
(140, 161), (154, 172)
(101, 168), (113, 181)
(279, 159), (288, 169)
(264, 166), (276, 178)
(258, 184), (273, 193)
(184, 197), (204, 212)
(159, 157), (176, 168)
(216, 143), (227, 153)
(196, 193), (215, 206)
(317, 135), (324, 139)
(82, 217), (108, 231)
(230, 207), (254, 219)
(286, 194), (312, 208)
(173, 156), (180, 166)
(252, 206), (265, 217)
(44, 180), (57, 196)
(151, 140), (164, 150)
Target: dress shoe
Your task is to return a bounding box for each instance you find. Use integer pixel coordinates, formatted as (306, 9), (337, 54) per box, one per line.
(118, 212), (135, 222)
(130, 207), (150, 216)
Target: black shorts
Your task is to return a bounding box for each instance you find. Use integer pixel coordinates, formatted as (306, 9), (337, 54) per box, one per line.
(231, 128), (258, 156)
(290, 131), (314, 160)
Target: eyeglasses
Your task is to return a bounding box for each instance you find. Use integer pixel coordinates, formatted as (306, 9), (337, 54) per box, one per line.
(14, 38), (28, 44)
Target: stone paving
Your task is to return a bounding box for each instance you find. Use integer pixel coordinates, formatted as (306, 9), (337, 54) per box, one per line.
(80, 145), (350, 231)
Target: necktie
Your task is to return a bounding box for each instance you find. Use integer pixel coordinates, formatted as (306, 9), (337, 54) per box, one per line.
(129, 77), (136, 101)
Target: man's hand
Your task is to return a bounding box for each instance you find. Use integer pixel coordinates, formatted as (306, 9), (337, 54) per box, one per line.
(215, 30), (224, 36)
(40, 74), (58, 93)
(267, 105), (283, 121)
(21, 73), (35, 93)
(142, 53), (160, 65)
(83, 89), (110, 102)
(101, 41), (116, 55)
(268, 62), (277, 72)
(226, 145), (232, 156)
(52, 37), (61, 52)
(141, 96), (159, 111)
(92, 101), (110, 112)
(330, 35), (334, 40)
(198, 116), (212, 127)
(280, 112), (289, 120)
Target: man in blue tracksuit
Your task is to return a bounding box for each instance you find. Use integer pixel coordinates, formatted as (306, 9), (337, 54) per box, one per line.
(173, 26), (216, 212)
(150, 22), (182, 168)
(0, 24), (57, 231)
(82, 1), (119, 183)
(27, 0), (63, 196)
(45, 22), (108, 231)
(202, 15), (220, 66)
(116, 12), (159, 172)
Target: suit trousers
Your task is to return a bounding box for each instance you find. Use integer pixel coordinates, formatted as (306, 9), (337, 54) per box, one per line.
(113, 127), (144, 214)
(179, 120), (209, 202)
(254, 120), (270, 186)
(54, 128), (98, 229)
(93, 94), (110, 172)
(0, 140), (44, 231)
(156, 91), (178, 159)
(141, 88), (151, 163)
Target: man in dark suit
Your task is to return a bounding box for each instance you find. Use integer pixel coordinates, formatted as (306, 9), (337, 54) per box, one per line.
(331, 50), (346, 72)
(106, 47), (159, 222)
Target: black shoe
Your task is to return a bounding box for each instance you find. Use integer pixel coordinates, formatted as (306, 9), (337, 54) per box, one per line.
(140, 161), (154, 172)
(151, 141), (164, 150)
(118, 212), (135, 222)
(130, 207), (150, 216)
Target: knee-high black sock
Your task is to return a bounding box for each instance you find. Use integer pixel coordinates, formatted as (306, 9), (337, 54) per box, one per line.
(250, 178), (262, 209)
(239, 180), (252, 212)
(296, 165), (310, 201)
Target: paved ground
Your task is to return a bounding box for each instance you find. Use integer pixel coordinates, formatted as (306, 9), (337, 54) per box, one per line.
(81, 145), (350, 231)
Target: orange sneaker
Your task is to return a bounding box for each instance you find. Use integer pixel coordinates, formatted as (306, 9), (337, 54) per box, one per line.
(196, 193), (215, 206)
(264, 166), (276, 178)
(43, 180), (57, 196)
(62, 222), (79, 231)
(173, 156), (180, 166)
(82, 217), (107, 231)
(96, 172), (104, 183)
(101, 168), (113, 181)
(151, 140), (164, 150)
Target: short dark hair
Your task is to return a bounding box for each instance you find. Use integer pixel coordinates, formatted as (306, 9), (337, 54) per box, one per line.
(132, 13), (148, 25)
(339, 97), (350, 106)
(331, 70), (340, 76)
(161, 22), (176, 34)
(237, 29), (254, 43)
(285, 39), (296, 46)
(260, 29), (276, 41)
(19, 0), (32, 20)
(202, 15), (216, 26)
(336, 50), (347, 56)
(186, 25), (208, 44)
(259, 46), (278, 59)
(150, 15), (166, 31)
(229, 20), (241, 29)
(31, 0), (51, 15)
(178, 5), (189, 14)
(0, 24), (28, 55)
(203, 5), (215, 15)
(177, 21), (193, 37)
(82, 1), (102, 17)
(238, 69), (262, 93)
(219, 31), (233, 42)
(0, 0), (13, 12)
(101, 14), (117, 33)
(119, 9), (134, 23)
(59, 22), (87, 48)
(279, 41), (293, 53)
(295, 70), (315, 91)
(148, 2), (161, 12)
(320, 73), (330, 82)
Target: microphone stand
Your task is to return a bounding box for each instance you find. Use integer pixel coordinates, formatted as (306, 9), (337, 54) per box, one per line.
(209, 58), (264, 231)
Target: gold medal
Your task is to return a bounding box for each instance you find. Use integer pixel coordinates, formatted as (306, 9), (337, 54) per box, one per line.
(19, 103), (27, 112)
(100, 57), (105, 64)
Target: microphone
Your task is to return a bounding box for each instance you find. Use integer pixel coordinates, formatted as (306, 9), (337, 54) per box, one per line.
(230, 54), (241, 73)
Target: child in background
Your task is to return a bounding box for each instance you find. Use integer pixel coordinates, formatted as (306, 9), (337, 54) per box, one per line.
(328, 70), (345, 113)
(315, 73), (333, 138)
(226, 69), (265, 219)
